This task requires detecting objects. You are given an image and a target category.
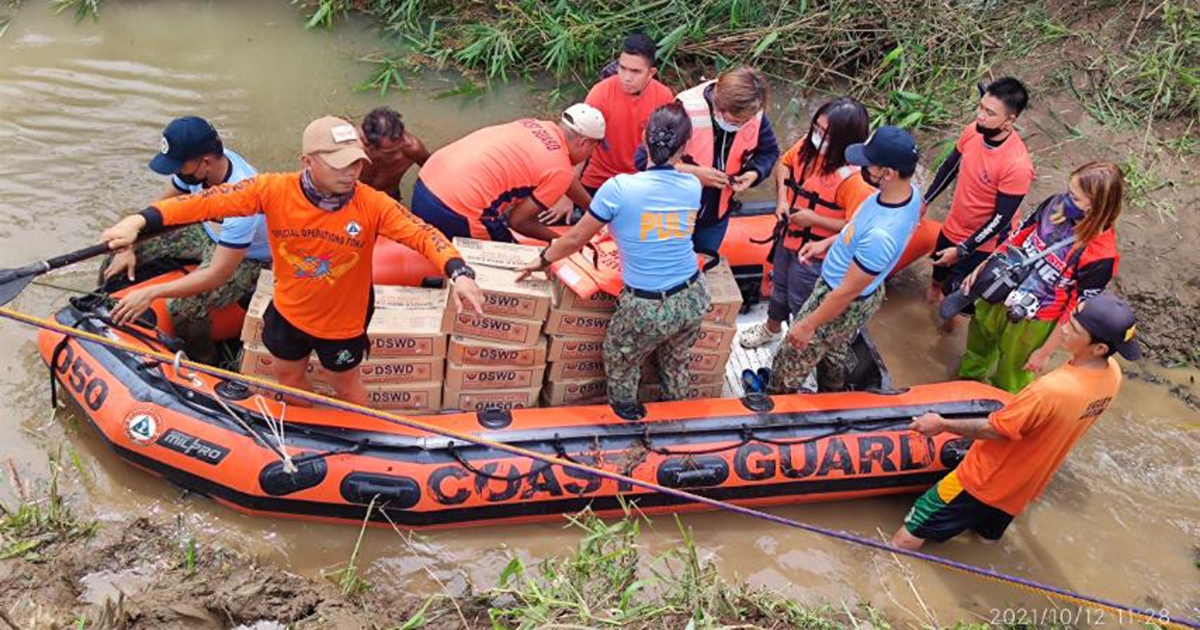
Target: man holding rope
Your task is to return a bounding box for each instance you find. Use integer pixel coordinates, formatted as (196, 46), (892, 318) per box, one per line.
(893, 293), (1137, 549)
(101, 115), (484, 405)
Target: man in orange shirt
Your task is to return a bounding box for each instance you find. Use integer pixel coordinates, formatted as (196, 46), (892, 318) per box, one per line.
(892, 293), (1138, 550)
(923, 78), (1034, 319)
(102, 116), (484, 406)
(580, 33), (675, 195)
(410, 105), (605, 243)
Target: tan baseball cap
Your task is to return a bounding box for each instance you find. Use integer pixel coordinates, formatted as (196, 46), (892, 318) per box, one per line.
(561, 103), (606, 141)
(302, 116), (371, 168)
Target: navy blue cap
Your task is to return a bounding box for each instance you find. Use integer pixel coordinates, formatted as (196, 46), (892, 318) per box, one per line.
(149, 116), (220, 175)
(845, 125), (919, 173)
(1074, 292), (1141, 360)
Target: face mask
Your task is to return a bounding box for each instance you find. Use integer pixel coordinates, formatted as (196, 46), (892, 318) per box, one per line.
(861, 167), (882, 188)
(1062, 194), (1086, 221)
(714, 112), (743, 134)
(810, 129), (826, 153)
(975, 122), (1006, 139)
(177, 165), (205, 186)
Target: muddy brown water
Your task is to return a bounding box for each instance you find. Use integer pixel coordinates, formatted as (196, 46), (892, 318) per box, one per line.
(0, 1), (1196, 626)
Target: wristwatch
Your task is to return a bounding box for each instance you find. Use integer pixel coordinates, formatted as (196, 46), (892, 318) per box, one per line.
(538, 247), (552, 269)
(955, 243), (971, 259)
(448, 265), (476, 282)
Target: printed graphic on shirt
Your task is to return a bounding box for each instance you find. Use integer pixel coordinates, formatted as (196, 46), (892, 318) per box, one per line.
(277, 241), (360, 284)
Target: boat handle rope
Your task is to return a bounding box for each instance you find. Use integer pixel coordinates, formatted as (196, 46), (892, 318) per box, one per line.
(1, 305), (1194, 630)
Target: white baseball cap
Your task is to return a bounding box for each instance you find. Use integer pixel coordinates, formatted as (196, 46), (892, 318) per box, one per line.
(561, 103), (606, 141)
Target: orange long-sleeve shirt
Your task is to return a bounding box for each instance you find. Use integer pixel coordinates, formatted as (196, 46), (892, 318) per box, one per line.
(152, 172), (461, 339)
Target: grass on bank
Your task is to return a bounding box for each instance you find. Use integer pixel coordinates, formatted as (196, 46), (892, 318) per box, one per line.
(0, 455), (95, 562)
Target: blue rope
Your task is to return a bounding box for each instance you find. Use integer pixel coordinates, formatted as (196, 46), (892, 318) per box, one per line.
(8, 308), (1196, 630)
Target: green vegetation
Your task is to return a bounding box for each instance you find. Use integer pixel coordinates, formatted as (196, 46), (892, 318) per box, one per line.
(0, 458), (94, 561)
(295, 0), (1075, 130)
(1070, 1), (1199, 130)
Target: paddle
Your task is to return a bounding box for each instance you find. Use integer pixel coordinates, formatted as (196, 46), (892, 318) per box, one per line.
(0, 227), (180, 307)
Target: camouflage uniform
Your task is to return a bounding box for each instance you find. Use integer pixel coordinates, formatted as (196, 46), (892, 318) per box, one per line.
(767, 278), (884, 394)
(602, 279), (710, 405)
(106, 224), (268, 364)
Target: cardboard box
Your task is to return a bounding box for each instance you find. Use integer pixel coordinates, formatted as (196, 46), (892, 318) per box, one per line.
(241, 279), (449, 358)
(547, 335), (606, 361)
(442, 386), (541, 411)
(446, 311), (544, 346)
(687, 350), (730, 375)
(544, 310), (611, 338)
(553, 278), (618, 313)
(547, 357), (606, 380)
(241, 343), (445, 385)
(542, 378), (608, 406)
(366, 308), (449, 357)
(691, 323), (737, 354)
(359, 384), (443, 413)
(445, 363), (547, 391)
(448, 335), (547, 368)
(702, 261), (743, 327)
(453, 237), (543, 269)
(469, 263), (554, 320)
(638, 382), (724, 402)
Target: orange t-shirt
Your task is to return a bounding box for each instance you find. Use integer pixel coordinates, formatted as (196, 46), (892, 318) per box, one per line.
(956, 359), (1123, 515)
(155, 173), (460, 339)
(580, 76), (675, 188)
(419, 119), (575, 240)
(940, 124), (1035, 252)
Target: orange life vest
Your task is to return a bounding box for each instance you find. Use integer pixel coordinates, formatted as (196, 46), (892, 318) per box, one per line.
(676, 81), (762, 220)
(781, 158), (858, 251)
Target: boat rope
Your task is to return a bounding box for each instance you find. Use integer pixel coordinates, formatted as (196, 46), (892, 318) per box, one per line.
(0, 305), (1194, 630)
(254, 395), (297, 474)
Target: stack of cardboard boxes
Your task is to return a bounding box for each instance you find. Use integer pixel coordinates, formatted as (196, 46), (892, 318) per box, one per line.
(542, 281), (615, 406)
(441, 239), (553, 411)
(239, 270), (449, 413)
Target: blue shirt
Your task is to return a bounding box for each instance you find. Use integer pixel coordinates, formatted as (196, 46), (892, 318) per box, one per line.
(172, 149), (270, 262)
(821, 183), (922, 296)
(589, 166), (702, 292)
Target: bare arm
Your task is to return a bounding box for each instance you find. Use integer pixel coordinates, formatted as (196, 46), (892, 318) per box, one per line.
(109, 245), (248, 325)
(508, 197), (565, 242)
(566, 177), (592, 210)
(515, 214), (606, 281)
(774, 161), (791, 214)
(910, 412), (1005, 440)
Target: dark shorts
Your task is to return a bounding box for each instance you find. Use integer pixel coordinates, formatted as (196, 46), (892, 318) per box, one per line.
(904, 471), (1014, 542)
(931, 231), (990, 293)
(411, 178), (473, 241)
(261, 299), (373, 373)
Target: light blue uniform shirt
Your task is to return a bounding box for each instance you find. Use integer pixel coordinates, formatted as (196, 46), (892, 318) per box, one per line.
(821, 183), (922, 296)
(589, 166), (702, 292)
(172, 148), (270, 262)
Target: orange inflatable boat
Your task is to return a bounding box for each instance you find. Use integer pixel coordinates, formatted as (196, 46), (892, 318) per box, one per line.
(39, 290), (1007, 529)
(373, 201), (941, 297)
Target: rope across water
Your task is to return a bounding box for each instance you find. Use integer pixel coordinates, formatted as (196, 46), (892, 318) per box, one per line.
(1, 305), (1193, 630)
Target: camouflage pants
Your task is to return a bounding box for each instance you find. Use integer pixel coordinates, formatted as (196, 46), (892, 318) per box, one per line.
(108, 224), (268, 364)
(603, 278), (710, 405)
(767, 278), (884, 394)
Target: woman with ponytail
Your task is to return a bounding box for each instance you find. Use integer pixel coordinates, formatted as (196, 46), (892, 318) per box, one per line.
(957, 161), (1125, 392)
(518, 102), (708, 419)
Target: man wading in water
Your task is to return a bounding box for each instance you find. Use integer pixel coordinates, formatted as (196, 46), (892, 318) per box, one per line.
(102, 116), (484, 406)
(893, 293), (1137, 549)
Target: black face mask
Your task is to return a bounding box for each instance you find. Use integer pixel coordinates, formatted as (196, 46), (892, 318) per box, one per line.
(176, 170), (204, 186)
(975, 122), (1006, 139)
(861, 167), (882, 188)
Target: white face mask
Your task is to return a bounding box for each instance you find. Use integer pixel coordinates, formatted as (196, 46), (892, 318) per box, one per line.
(811, 129), (826, 154)
(714, 111), (743, 134)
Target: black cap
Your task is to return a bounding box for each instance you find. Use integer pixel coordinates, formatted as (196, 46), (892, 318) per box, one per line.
(1074, 293), (1142, 360)
(149, 116), (219, 175)
(845, 125), (920, 173)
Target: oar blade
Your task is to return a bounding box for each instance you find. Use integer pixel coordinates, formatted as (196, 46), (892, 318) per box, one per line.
(0, 272), (36, 307)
